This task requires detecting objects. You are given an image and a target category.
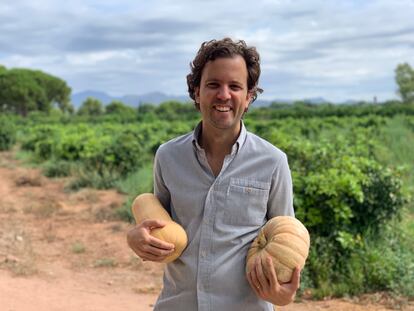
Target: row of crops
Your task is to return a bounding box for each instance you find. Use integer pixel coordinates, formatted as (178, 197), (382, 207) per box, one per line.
(0, 104), (413, 299)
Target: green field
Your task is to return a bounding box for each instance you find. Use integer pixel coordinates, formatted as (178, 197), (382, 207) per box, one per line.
(1, 101), (413, 299)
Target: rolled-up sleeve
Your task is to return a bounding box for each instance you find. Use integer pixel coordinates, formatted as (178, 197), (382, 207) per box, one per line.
(153, 147), (171, 215)
(267, 152), (294, 218)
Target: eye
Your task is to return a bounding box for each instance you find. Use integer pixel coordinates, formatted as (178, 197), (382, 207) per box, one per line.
(206, 82), (219, 89)
(230, 84), (242, 91)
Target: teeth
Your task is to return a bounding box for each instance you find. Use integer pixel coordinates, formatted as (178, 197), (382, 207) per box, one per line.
(215, 105), (231, 112)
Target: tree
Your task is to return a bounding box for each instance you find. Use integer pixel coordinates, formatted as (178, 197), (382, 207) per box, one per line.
(0, 67), (72, 116)
(155, 101), (198, 121)
(31, 70), (72, 112)
(395, 63), (414, 103)
(77, 97), (104, 116)
(0, 69), (46, 116)
(105, 100), (135, 115)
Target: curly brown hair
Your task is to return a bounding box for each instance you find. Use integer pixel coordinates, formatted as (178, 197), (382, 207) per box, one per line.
(186, 38), (263, 105)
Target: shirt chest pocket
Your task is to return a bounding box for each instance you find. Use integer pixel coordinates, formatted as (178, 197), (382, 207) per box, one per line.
(224, 178), (270, 226)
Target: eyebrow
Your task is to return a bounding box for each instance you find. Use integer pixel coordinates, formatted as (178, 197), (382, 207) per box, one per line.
(204, 78), (244, 85)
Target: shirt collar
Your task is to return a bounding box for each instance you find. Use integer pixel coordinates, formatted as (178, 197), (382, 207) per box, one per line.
(192, 121), (247, 155)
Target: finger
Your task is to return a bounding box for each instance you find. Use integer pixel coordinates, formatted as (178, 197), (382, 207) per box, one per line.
(255, 256), (270, 289)
(249, 262), (262, 290)
(127, 226), (173, 258)
(136, 245), (173, 262)
(246, 271), (254, 290)
(147, 235), (175, 250)
(144, 243), (175, 256)
(137, 220), (175, 250)
(290, 266), (301, 289)
(265, 256), (278, 289)
(248, 270), (262, 296)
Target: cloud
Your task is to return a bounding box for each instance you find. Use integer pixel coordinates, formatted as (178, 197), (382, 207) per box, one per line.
(65, 18), (202, 53)
(0, 0), (413, 102)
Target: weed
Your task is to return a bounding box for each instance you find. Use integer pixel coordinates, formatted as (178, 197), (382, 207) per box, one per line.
(23, 201), (61, 218)
(15, 171), (44, 187)
(42, 160), (74, 177)
(71, 241), (86, 254)
(93, 206), (119, 222)
(93, 257), (117, 268)
(109, 224), (122, 232)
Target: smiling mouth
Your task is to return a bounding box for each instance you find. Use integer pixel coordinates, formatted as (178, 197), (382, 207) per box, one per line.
(214, 105), (231, 112)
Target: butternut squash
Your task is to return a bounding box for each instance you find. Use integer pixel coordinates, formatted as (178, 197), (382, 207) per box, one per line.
(131, 193), (188, 263)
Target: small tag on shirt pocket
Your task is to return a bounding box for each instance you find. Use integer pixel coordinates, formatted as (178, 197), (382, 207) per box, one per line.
(224, 178), (270, 226)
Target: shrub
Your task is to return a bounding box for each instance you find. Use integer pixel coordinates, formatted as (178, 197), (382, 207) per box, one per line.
(42, 160), (74, 177)
(0, 116), (16, 150)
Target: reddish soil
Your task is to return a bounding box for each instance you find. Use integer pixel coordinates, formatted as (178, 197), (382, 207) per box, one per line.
(0, 151), (412, 311)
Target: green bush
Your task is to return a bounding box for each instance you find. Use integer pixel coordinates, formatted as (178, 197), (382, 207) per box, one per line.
(264, 126), (409, 298)
(305, 229), (414, 299)
(20, 123), (148, 182)
(42, 160), (74, 177)
(66, 165), (119, 190)
(115, 164), (154, 222)
(79, 129), (146, 177)
(0, 116), (16, 150)
(8, 104), (414, 299)
(266, 134), (408, 251)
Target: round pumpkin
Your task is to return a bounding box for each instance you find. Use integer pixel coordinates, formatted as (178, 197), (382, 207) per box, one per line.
(246, 216), (310, 283)
(131, 193), (188, 263)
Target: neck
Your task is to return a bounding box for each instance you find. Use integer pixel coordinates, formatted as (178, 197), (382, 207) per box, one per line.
(199, 122), (241, 156)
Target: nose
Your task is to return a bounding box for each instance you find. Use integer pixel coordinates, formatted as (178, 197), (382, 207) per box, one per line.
(216, 85), (231, 101)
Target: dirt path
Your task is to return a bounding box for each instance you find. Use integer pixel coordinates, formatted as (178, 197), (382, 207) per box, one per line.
(0, 151), (412, 311)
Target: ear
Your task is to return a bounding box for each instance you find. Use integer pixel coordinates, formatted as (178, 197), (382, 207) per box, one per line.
(194, 87), (200, 110)
(194, 87), (201, 110)
(195, 87), (200, 102)
(246, 90), (253, 107)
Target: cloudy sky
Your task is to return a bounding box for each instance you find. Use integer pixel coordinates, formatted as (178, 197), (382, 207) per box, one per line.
(1, 0), (414, 102)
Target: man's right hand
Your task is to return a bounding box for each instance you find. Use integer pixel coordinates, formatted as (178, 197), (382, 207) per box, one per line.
(127, 219), (175, 262)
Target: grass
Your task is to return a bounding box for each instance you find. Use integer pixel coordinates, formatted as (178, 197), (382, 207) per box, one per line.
(22, 201), (61, 218)
(374, 116), (414, 251)
(71, 241), (86, 254)
(115, 163), (153, 195)
(14, 149), (41, 168)
(14, 171), (44, 187)
(65, 166), (120, 191)
(296, 115), (414, 300)
(6, 114), (414, 300)
(41, 159), (75, 177)
(6, 259), (38, 276)
(115, 163), (153, 222)
(375, 116), (414, 212)
(303, 228), (414, 300)
(93, 257), (117, 268)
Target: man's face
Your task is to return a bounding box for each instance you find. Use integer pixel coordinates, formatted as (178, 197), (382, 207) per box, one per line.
(195, 55), (252, 133)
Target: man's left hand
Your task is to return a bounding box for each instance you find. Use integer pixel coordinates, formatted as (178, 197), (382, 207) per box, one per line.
(246, 256), (300, 306)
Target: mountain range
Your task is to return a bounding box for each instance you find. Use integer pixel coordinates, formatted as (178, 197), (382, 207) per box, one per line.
(70, 90), (344, 108)
(71, 91), (190, 108)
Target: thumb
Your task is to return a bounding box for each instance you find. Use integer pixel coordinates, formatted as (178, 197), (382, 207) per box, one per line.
(141, 219), (169, 229)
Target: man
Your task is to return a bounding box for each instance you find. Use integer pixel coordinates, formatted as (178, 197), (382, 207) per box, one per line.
(127, 38), (300, 310)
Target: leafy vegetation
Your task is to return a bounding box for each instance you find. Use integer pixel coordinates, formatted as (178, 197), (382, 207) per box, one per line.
(0, 115), (16, 151)
(1, 78), (413, 299)
(395, 62), (414, 103)
(0, 67), (72, 116)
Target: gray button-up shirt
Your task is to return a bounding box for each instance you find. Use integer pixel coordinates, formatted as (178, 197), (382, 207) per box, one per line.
(153, 122), (294, 311)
